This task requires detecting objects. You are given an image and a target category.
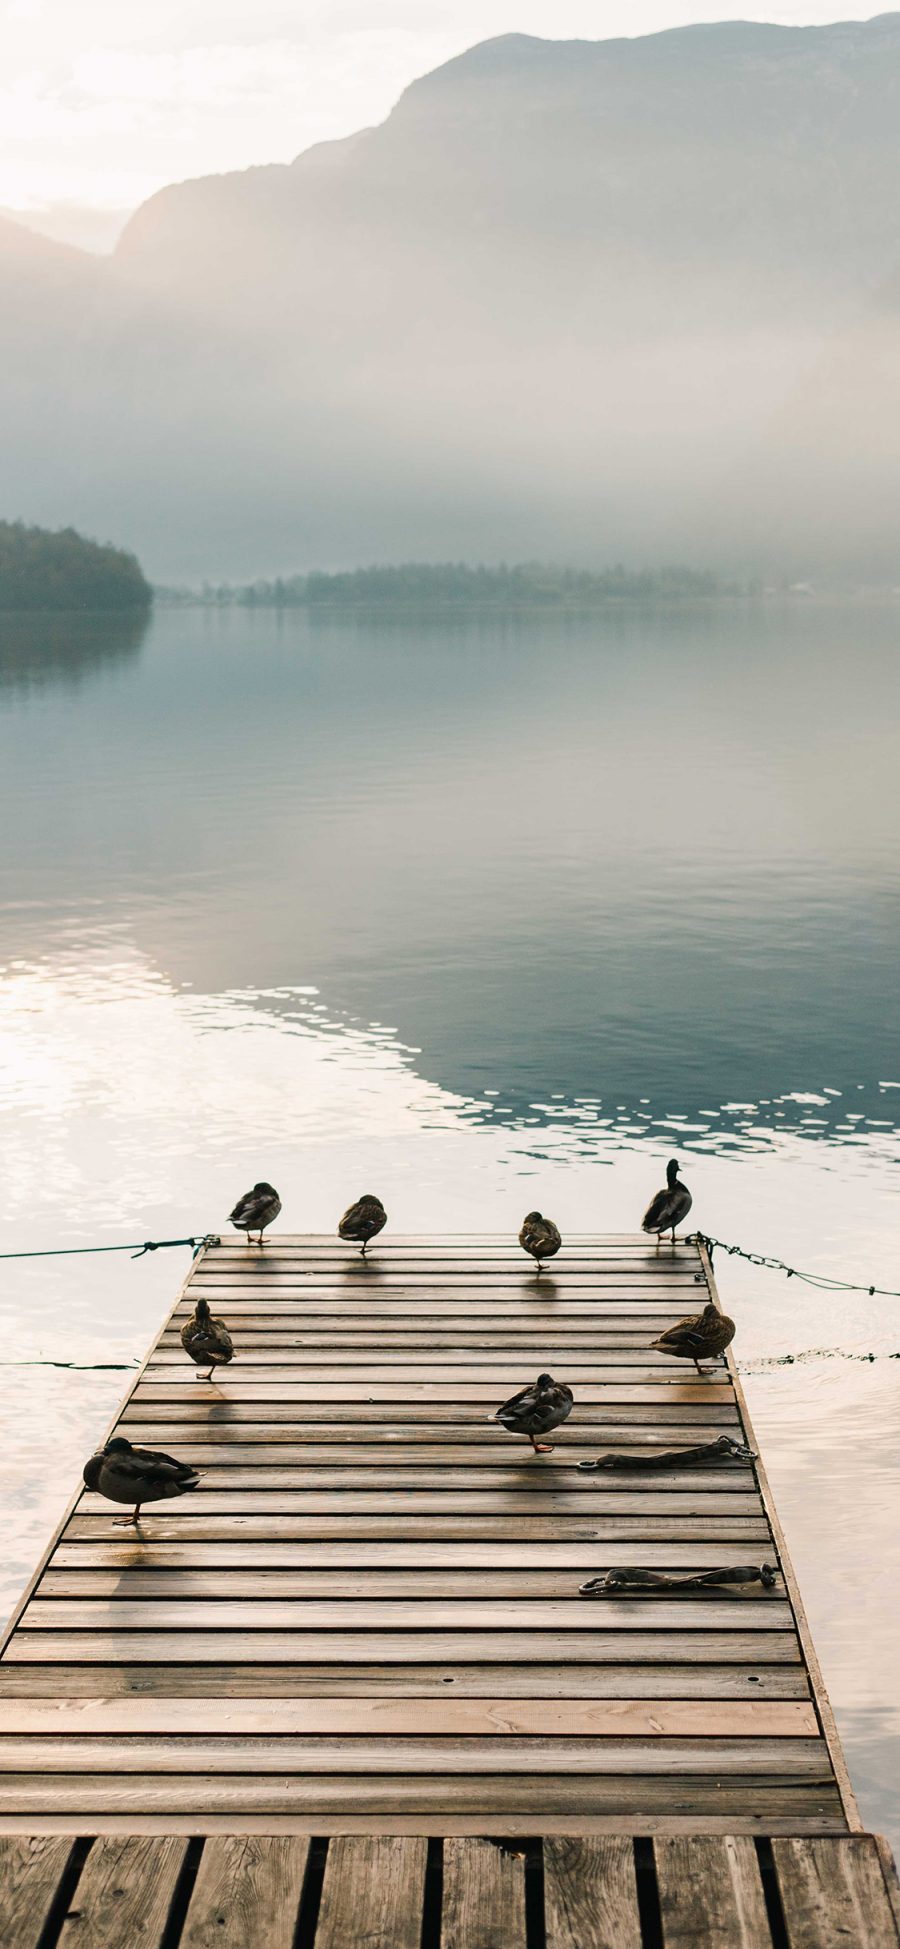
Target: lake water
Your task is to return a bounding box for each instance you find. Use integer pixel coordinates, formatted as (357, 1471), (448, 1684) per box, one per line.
(1, 600), (899, 1839)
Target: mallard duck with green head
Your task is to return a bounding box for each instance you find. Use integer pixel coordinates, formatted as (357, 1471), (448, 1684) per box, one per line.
(652, 1301), (735, 1375)
(495, 1372), (574, 1453)
(82, 1437), (200, 1526)
(338, 1194), (387, 1255)
(180, 1296), (234, 1380)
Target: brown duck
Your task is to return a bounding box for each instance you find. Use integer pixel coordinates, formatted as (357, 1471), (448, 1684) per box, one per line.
(495, 1373), (574, 1453)
(518, 1212), (561, 1273)
(82, 1437), (200, 1527)
(652, 1301), (735, 1375)
(229, 1181), (281, 1245)
(338, 1194), (387, 1255)
(180, 1296), (234, 1380)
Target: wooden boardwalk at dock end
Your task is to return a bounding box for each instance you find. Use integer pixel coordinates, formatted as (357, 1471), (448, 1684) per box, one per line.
(0, 1234), (858, 1835)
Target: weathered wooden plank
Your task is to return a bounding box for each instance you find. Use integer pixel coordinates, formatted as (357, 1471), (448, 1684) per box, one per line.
(443, 1835), (526, 1949)
(54, 1835), (187, 1947)
(315, 1836), (426, 1949)
(544, 1836), (642, 1949)
(654, 1836), (772, 1946)
(179, 1836), (310, 1949)
(772, 1836), (900, 1948)
(0, 1836), (74, 1949)
(0, 1663), (811, 1700)
(117, 1403), (736, 1434)
(163, 1312), (695, 1328)
(0, 1699), (819, 1736)
(47, 1539), (779, 1570)
(0, 1776), (845, 1817)
(64, 1516), (771, 1542)
(3, 1629), (803, 1664)
(21, 1597), (793, 1631)
(117, 1413), (741, 1438)
(152, 1358), (705, 1377)
(131, 1379), (733, 1400)
(37, 1568), (786, 1600)
(0, 1735), (833, 1777)
(77, 1490), (764, 1516)
(0, 1816), (851, 1842)
(68, 1439), (754, 1464)
(63, 1467), (761, 1493)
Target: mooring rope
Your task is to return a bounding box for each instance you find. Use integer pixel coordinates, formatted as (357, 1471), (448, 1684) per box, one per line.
(0, 1233), (220, 1263)
(694, 1232), (900, 1298)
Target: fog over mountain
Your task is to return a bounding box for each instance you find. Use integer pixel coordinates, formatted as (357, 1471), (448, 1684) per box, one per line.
(3, 15), (900, 580)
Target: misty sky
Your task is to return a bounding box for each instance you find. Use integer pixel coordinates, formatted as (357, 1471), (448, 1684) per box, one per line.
(1, 1), (888, 220)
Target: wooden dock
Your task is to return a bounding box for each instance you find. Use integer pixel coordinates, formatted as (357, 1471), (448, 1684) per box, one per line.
(2, 1233), (898, 1946)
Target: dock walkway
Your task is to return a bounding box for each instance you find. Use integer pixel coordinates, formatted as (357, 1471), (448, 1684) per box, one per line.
(0, 1234), (856, 1835)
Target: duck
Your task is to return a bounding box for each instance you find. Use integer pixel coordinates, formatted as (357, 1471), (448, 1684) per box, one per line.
(180, 1296), (234, 1380)
(82, 1437), (200, 1527)
(518, 1212), (562, 1273)
(651, 1301), (735, 1375)
(641, 1158), (693, 1243)
(229, 1181), (281, 1245)
(495, 1372), (574, 1453)
(338, 1194), (387, 1256)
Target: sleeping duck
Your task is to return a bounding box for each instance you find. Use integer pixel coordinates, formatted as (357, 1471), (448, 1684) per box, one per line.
(82, 1437), (200, 1526)
(641, 1159), (693, 1243)
(338, 1194), (387, 1255)
(495, 1372), (574, 1453)
(652, 1301), (735, 1375)
(229, 1181), (281, 1245)
(180, 1296), (234, 1380)
(518, 1212), (562, 1273)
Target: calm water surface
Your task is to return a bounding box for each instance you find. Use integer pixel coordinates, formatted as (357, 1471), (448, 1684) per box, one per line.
(1, 602), (898, 1836)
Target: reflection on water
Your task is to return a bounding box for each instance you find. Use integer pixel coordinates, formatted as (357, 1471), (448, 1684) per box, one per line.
(0, 603), (898, 1841)
(0, 608), (149, 694)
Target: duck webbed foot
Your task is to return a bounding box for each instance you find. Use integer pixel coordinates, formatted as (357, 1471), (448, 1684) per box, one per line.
(530, 1439), (554, 1454)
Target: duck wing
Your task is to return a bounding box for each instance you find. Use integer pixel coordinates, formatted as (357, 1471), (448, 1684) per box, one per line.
(652, 1313), (702, 1351)
(495, 1383), (539, 1426)
(116, 1443), (198, 1481)
(641, 1189), (670, 1232)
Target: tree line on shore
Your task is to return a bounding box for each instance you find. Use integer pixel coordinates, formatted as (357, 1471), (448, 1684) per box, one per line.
(0, 521), (152, 612)
(161, 561), (747, 608)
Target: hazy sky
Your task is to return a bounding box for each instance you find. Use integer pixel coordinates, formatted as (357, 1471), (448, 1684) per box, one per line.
(0, 2), (887, 214)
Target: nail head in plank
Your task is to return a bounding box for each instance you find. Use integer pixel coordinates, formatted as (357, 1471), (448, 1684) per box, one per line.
(54, 1835), (188, 1947)
(179, 1835), (310, 1949)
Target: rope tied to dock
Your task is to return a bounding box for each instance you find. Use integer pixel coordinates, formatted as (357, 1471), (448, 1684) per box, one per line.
(0, 1233), (220, 1263)
(694, 1231), (900, 1298)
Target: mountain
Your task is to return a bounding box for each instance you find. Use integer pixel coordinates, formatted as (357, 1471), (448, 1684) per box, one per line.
(4, 17), (900, 577)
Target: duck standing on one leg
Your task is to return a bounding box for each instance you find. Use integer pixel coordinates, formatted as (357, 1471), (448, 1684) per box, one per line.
(495, 1372), (574, 1453)
(338, 1194), (387, 1256)
(82, 1437), (200, 1527)
(181, 1296), (234, 1380)
(229, 1181), (281, 1246)
(641, 1158), (692, 1245)
(652, 1301), (735, 1376)
(518, 1211), (562, 1274)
